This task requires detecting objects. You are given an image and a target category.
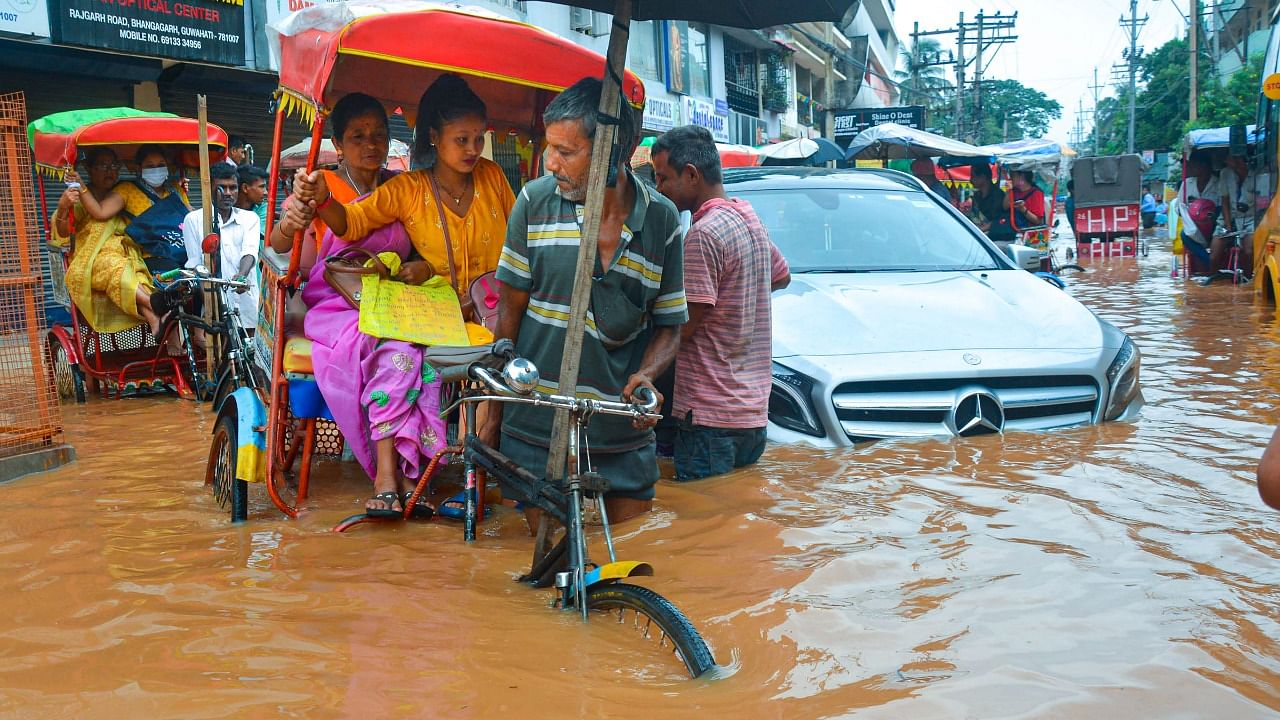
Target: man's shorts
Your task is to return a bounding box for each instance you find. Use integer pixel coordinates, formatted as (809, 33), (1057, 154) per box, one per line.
(499, 432), (658, 500)
(673, 416), (766, 481)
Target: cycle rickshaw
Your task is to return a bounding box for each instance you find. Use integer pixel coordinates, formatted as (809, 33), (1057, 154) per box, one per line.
(29, 108), (229, 401)
(979, 138), (1083, 279)
(206, 2), (716, 678)
(1177, 124), (1257, 284)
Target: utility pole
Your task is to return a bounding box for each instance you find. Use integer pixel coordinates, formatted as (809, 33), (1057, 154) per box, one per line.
(955, 12), (966, 139)
(911, 22), (921, 105)
(1190, 0), (1199, 122)
(1119, 0), (1148, 154)
(957, 11), (1018, 143)
(1089, 67), (1105, 156)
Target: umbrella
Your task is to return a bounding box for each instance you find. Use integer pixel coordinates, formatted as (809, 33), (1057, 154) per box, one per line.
(525, 0), (862, 543)
(717, 142), (762, 168)
(845, 122), (988, 162)
(756, 137), (844, 165)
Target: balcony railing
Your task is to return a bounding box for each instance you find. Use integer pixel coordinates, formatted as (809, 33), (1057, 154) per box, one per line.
(726, 80), (759, 117)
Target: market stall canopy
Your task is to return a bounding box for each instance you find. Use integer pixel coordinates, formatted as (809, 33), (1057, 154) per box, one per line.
(1184, 124), (1258, 151)
(28, 107), (228, 176)
(270, 1), (646, 135)
(279, 137), (411, 171)
(531, 0), (859, 27)
(756, 137), (844, 165)
(845, 122), (987, 161)
(631, 137), (762, 168)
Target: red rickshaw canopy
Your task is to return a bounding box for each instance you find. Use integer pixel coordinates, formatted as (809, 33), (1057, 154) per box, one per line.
(272, 3), (646, 136)
(28, 108), (228, 176)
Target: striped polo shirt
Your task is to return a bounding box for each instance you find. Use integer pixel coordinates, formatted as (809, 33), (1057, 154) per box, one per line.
(497, 173), (688, 452)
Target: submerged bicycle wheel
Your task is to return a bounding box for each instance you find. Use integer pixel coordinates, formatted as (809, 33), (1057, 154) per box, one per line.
(206, 412), (248, 522)
(584, 582), (716, 679)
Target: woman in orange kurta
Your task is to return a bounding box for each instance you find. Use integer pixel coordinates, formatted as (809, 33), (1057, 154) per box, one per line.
(293, 75), (515, 518)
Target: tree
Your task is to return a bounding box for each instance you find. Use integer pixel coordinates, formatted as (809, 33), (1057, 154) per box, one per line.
(895, 37), (954, 109)
(970, 79), (1062, 144)
(1197, 53), (1264, 129)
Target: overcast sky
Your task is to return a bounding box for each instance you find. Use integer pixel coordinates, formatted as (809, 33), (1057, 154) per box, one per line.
(891, 0), (1188, 143)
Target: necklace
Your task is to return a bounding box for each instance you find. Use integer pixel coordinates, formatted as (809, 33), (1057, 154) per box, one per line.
(342, 163), (371, 196)
(431, 170), (471, 205)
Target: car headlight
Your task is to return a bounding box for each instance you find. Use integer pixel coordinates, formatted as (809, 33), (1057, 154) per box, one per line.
(769, 363), (824, 437)
(1104, 337), (1141, 421)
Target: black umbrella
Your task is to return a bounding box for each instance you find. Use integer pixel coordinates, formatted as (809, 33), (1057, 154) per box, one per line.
(538, 0), (858, 28)
(525, 0), (861, 533)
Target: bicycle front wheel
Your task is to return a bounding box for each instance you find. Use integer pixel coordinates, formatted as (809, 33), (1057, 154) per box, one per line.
(584, 582), (716, 679)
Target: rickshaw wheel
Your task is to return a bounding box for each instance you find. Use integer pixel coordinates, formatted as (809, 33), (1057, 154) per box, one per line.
(207, 412), (248, 522)
(49, 338), (85, 403)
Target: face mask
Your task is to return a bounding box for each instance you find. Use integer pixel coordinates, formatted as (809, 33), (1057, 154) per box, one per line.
(141, 167), (168, 187)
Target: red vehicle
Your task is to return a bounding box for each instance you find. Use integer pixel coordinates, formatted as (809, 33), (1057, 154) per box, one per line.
(1071, 153), (1145, 257)
(30, 108), (228, 400)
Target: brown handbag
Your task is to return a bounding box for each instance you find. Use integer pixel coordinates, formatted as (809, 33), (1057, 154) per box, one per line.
(323, 246), (390, 309)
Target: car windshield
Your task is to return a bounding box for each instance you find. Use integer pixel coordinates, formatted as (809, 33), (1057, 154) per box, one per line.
(731, 187), (1003, 273)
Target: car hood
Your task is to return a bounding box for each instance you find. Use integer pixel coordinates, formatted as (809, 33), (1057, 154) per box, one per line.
(772, 270), (1108, 357)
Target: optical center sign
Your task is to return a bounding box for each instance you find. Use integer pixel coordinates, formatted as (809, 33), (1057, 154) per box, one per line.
(56, 0), (244, 65)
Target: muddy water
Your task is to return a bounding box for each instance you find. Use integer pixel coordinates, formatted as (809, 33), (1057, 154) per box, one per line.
(3, 236), (1280, 719)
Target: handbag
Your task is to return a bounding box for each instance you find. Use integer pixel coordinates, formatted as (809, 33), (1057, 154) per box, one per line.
(323, 246), (389, 309)
(125, 181), (192, 273)
(468, 271), (500, 333)
(1187, 197), (1218, 238)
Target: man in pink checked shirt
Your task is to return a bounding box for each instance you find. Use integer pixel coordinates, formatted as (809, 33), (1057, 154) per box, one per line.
(650, 125), (791, 481)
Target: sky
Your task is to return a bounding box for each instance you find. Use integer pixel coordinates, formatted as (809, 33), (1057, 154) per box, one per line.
(891, 0), (1188, 144)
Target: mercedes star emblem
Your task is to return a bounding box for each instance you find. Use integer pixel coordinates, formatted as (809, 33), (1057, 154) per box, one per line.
(950, 391), (1005, 436)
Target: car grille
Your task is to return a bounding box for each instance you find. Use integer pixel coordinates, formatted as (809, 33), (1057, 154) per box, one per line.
(831, 375), (1100, 441)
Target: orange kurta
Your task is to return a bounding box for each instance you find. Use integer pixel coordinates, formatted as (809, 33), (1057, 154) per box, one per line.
(341, 158), (515, 294)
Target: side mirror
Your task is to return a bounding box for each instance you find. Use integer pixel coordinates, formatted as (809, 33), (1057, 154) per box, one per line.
(1007, 243), (1041, 271)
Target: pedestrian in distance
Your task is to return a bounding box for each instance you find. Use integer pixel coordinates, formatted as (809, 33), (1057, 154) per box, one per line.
(495, 77), (688, 523)
(236, 164), (270, 237)
(225, 135), (248, 167)
(649, 125), (790, 481)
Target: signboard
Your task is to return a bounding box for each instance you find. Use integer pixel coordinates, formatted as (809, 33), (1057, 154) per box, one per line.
(642, 96), (678, 132)
(55, 0), (245, 65)
(663, 20), (689, 95)
(1264, 72), (1280, 101)
(682, 95), (729, 143)
(833, 106), (926, 138)
(0, 0), (50, 38)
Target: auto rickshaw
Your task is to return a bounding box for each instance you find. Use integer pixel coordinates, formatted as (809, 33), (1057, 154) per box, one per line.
(29, 108), (228, 401)
(209, 2), (646, 523)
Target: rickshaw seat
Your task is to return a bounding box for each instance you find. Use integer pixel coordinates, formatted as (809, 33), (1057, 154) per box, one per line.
(283, 336), (314, 374)
(424, 342), (510, 384)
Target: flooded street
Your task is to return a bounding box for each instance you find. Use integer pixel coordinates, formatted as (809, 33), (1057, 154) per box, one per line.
(3, 237), (1279, 719)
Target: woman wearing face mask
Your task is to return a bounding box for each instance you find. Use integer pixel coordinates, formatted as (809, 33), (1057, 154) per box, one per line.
(291, 75), (516, 519)
(54, 147), (174, 336)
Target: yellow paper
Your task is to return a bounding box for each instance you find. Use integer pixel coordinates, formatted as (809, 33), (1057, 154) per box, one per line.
(358, 253), (470, 346)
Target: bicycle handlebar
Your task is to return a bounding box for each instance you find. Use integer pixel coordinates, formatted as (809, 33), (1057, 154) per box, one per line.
(163, 275), (251, 292)
(465, 365), (660, 421)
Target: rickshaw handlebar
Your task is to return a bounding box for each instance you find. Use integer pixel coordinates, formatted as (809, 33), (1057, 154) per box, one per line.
(460, 364), (661, 420)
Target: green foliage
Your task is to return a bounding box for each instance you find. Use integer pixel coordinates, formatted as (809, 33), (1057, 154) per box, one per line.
(1196, 53), (1263, 130)
(971, 79), (1062, 144)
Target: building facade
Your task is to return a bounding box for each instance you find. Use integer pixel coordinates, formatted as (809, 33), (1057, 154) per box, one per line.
(0, 0), (901, 153)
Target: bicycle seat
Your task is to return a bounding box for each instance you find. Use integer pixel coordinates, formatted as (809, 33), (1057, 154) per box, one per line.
(424, 342), (509, 383)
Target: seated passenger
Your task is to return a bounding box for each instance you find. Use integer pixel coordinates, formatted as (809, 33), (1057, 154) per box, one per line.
(290, 77), (516, 518)
(1177, 151), (1219, 273)
(1005, 170), (1046, 229)
(53, 147), (185, 346)
(969, 164), (1015, 244)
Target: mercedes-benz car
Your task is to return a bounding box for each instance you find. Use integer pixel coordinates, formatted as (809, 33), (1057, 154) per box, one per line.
(724, 167), (1142, 447)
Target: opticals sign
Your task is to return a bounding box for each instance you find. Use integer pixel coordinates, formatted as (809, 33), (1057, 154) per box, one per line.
(833, 106), (926, 138)
(56, 0), (245, 65)
(682, 96), (728, 143)
(642, 96), (678, 132)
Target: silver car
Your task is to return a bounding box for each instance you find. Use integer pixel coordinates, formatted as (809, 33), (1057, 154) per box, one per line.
(723, 167), (1142, 447)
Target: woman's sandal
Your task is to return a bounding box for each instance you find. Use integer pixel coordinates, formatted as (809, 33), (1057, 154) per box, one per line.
(402, 491), (434, 520)
(366, 490), (404, 519)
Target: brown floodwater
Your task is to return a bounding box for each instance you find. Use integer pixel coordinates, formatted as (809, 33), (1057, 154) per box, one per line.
(4, 235), (1280, 719)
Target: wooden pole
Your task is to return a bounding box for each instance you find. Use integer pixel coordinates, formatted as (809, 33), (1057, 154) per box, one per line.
(534, 0), (632, 560)
(197, 95), (217, 383)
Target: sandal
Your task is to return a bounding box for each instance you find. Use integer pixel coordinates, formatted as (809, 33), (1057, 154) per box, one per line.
(365, 490), (404, 519)
(402, 491), (434, 520)
(437, 491), (468, 521)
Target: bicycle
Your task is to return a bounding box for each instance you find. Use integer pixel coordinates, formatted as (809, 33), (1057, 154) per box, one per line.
(158, 268), (267, 519)
(1193, 229), (1251, 286)
(335, 340), (718, 679)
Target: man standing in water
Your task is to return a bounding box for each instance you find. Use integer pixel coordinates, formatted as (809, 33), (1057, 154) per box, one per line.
(180, 162), (260, 332)
(495, 77), (687, 523)
(649, 125), (789, 480)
